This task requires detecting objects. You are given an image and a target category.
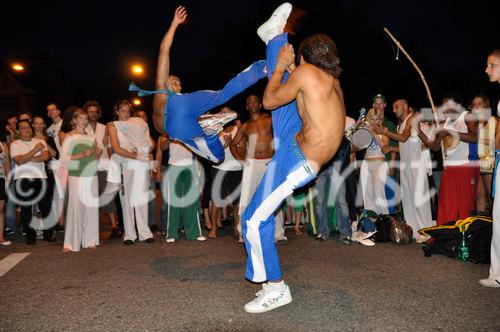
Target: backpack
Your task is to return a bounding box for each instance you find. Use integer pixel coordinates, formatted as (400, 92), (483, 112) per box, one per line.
(374, 214), (392, 242)
(358, 210), (377, 233)
(419, 216), (493, 263)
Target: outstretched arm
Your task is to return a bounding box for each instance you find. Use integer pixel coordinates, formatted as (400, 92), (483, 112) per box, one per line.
(153, 6), (188, 132)
(263, 44), (302, 110)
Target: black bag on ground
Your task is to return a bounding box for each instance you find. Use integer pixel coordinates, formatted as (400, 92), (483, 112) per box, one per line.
(419, 216), (493, 263)
(374, 214), (392, 242)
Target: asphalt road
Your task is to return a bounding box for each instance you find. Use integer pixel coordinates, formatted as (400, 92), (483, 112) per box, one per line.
(0, 227), (498, 331)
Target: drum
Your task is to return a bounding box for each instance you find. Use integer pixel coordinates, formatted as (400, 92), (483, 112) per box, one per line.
(350, 127), (373, 150)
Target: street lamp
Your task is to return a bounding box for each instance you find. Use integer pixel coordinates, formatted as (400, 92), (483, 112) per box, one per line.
(11, 63), (24, 72)
(131, 64), (144, 76)
(132, 98), (141, 106)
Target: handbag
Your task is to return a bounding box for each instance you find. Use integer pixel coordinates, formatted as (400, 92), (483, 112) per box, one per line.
(390, 216), (413, 245)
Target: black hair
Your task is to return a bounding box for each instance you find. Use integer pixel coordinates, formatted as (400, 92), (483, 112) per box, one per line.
(298, 34), (342, 78)
(16, 119), (31, 130)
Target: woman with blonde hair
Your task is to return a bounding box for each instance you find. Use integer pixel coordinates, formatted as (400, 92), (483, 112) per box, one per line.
(360, 108), (390, 214)
(61, 109), (101, 252)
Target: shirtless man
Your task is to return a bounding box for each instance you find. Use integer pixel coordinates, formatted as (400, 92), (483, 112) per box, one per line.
(138, 6), (266, 163)
(241, 3), (345, 313)
(229, 95), (287, 245)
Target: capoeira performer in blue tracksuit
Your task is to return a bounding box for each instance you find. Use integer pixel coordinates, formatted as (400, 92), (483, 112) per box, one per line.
(132, 6), (266, 163)
(241, 3), (346, 313)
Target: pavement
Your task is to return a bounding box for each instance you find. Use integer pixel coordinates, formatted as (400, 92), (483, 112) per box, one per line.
(0, 226), (499, 331)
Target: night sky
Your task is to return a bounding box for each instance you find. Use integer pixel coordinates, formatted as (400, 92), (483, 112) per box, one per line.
(1, 0), (499, 119)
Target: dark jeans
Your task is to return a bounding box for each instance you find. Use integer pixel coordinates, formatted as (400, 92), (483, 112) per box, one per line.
(314, 139), (352, 238)
(13, 178), (52, 241)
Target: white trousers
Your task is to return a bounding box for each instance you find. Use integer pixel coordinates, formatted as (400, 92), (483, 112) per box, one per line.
(360, 159), (389, 215)
(120, 159), (153, 241)
(237, 158), (285, 240)
(107, 154), (124, 184)
(64, 176), (99, 251)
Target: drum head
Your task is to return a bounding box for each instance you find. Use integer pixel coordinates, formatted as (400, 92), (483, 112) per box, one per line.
(351, 128), (373, 150)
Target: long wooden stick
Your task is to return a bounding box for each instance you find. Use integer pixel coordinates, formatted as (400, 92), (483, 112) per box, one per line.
(383, 27), (446, 165)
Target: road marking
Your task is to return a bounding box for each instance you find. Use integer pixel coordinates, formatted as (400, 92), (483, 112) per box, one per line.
(0, 253), (31, 277)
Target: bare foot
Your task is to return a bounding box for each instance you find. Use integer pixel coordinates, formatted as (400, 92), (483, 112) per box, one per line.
(62, 248), (71, 253)
(295, 228), (303, 236)
(208, 230), (217, 239)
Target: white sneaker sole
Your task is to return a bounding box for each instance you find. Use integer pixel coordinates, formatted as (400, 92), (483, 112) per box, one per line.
(478, 278), (500, 288)
(257, 2), (293, 44)
(244, 295), (292, 313)
(244, 289), (293, 313)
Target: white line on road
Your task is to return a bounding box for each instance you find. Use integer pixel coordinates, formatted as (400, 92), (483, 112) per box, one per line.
(0, 253), (31, 277)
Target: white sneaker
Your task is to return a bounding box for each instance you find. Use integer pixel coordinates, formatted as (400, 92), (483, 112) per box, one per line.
(257, 2), (293, 44)
(165, 238), (176, 243)
(196, 236), (207, 242)
(352, 231), (375, 246)
(478, 278), (500, 288)
(244, 283), (292, 313)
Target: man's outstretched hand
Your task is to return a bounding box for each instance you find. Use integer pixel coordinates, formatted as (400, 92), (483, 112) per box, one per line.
(172, 6), (188, 26)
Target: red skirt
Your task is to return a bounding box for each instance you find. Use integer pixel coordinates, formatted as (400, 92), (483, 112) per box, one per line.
(437, 163), (477, 225)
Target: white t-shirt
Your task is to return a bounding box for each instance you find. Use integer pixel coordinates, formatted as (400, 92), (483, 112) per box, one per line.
(169, 141), (194, 166)
(214, 126), (243, 171)
(10, 138), (48, 179)
(47, 120), (62, 155)
(442, 111), (469, 166)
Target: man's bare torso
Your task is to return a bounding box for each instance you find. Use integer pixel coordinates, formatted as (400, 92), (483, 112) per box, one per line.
(295, 64), (346, 171)
(244, 114), (274, 159)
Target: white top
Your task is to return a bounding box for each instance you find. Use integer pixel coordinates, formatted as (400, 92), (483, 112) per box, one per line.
(87, 122), (108, 159)
(10, 138), (48, 179)
(47, 120), (62, 156)
(443, 111), (469, 166)
(169, 141), (193, 166)
(113, 117), (151, 157)
(365, 134), (385, 159)
(214, 126), (243, 171)
(398, 115), (430, 173)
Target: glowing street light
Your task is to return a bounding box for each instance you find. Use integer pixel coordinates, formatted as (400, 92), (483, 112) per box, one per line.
(12, 63), (25, 72)
(132, 98), (141, 106)
(131, 64), (144, 75)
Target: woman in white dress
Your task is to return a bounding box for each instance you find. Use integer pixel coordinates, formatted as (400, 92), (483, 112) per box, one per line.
(61, 109), (101, 252)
